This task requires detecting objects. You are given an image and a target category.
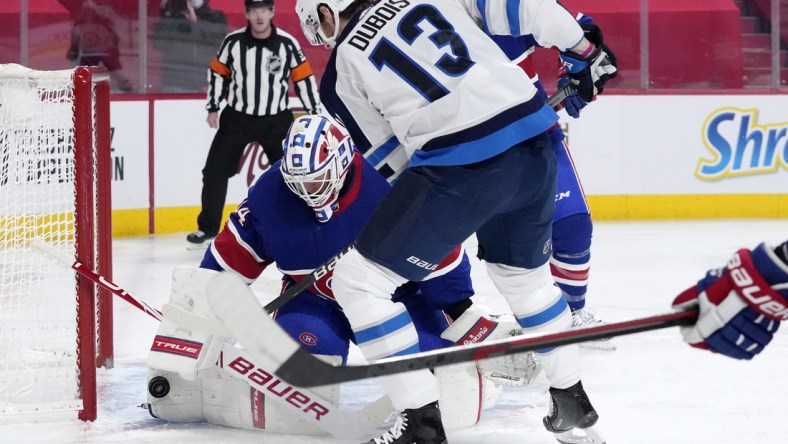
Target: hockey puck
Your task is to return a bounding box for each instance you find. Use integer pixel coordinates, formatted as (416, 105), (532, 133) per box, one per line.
(148, 376), (170, 398)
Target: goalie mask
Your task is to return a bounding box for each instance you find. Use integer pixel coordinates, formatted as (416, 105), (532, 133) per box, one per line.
(295, 0), (354, 47)
(281, 115), (355, 223)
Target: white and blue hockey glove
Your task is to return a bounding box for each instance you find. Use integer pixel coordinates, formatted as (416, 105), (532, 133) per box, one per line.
(558, 19), (617, 102)
(671, 243), (788, 360)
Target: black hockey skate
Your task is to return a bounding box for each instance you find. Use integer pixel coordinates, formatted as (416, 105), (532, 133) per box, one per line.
(543, 381), (605, 444)
(186, 230), (216, 250)
(366, 401), (447, 444)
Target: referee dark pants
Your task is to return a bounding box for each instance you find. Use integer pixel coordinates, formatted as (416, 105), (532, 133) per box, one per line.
(197, 107), (293, 236)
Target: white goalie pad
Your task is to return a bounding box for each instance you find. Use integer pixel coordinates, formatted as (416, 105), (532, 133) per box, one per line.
(145, 369), (204, 422)
(148, 269), (396, 438)
(437, 363), (502, 431)
(146, 354), (343, 435)
(147, 266), (230, 381)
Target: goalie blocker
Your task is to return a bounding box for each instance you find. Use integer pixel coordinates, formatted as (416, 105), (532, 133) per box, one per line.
(146, 267), (503, 436)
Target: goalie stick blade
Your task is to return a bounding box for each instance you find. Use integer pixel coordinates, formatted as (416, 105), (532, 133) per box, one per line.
(208, 272), (397, 438)
(210, 270), (699, 388)
(207, 272), (306, 372)
(217, 343), (394, 439)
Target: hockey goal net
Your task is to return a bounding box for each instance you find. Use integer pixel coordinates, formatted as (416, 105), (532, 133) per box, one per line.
(0, 64), (113, 422)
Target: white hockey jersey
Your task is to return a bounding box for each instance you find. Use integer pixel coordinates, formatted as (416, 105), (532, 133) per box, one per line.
(319, 0), (584, 181)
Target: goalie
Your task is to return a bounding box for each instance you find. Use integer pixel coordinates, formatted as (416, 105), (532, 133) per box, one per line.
(145, 115), (540, 437)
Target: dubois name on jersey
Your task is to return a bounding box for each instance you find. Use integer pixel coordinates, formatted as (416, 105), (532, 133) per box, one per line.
(346, 0), (411, 50)
(320, 0), (584, 181)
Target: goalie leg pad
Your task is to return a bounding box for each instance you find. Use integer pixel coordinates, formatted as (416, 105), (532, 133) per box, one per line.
(436, 363), (502, 430)
(148, 266), (228, 381)
(148, 356), (342, 435)
(241, 355), (342, 434)
(145, 369), (204, 422)
(203, 365), (334, 435)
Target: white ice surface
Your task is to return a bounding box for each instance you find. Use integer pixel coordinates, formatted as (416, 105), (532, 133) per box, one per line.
(2, 220), (786, 443)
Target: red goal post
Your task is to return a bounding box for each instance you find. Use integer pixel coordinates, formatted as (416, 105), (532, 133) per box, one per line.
(0, 64), (113, 422)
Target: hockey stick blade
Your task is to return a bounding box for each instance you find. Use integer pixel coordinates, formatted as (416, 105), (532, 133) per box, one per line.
(210, 271), (698, 387)
(33, 238), (163, 321)
(546, 83), (575, 109)
(263, 244), (353, 313)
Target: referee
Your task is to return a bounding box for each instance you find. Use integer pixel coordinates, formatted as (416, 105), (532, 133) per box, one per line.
(187, 0), (321, 248)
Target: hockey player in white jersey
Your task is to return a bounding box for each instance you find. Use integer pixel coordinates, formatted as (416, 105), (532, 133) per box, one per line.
(294, 0), (617, 443)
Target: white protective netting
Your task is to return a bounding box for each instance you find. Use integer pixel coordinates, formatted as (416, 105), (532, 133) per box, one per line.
(0, 64), (84, 418)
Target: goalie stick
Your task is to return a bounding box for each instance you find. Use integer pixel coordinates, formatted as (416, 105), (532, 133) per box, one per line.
(33, 239), (164, 321)
(33, 239), (392, 439)
(207, 271), (700, 388)
(263, 244), (353, 312)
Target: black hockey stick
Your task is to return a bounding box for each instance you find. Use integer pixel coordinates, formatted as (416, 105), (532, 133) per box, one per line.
(262, 244), (353, 312)
(208, 271), (700, 388)
(546, 83), (576, 109)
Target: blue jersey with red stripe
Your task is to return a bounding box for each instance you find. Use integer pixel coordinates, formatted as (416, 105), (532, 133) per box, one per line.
(200, 154), (472, 359)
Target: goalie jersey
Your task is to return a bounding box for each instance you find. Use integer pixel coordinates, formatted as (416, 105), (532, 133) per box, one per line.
(318, 0), (584, 181)
(200, 155), (473, 361)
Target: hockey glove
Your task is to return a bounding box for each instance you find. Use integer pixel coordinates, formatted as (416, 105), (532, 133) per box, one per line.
(559, 20), (618, 102)
(556, 73), (588, 118)
(671, 243), (788, 360)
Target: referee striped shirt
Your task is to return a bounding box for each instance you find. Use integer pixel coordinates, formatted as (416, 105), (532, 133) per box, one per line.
(207, 24), (320, 116)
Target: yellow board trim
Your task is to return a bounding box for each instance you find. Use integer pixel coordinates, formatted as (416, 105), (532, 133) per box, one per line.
(110, 194), (788, 237)
(587, 194), (788, 220)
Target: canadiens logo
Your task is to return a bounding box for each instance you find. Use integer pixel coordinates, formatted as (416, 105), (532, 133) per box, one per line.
(266, 55), (283, 74)
(300, 332), (318, 346)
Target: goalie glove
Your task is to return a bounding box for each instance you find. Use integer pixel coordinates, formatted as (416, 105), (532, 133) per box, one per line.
(559, 16), (618, 102)
(671, 243), (788, 360)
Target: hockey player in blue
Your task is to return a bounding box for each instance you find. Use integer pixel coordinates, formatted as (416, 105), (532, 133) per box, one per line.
(200, 115), (473, 364)
(294, 0), (617, 443)
(489, 13), (616, 352)
(137, 114), (519, 435)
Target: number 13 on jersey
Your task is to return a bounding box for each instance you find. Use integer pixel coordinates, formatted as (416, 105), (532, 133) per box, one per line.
(367, 4), (475, 102)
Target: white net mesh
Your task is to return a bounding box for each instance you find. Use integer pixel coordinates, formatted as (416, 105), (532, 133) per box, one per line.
(0, 64), (84, 417)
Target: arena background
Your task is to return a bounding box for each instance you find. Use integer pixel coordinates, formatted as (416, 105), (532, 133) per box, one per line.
(2, 0), (786, 236)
